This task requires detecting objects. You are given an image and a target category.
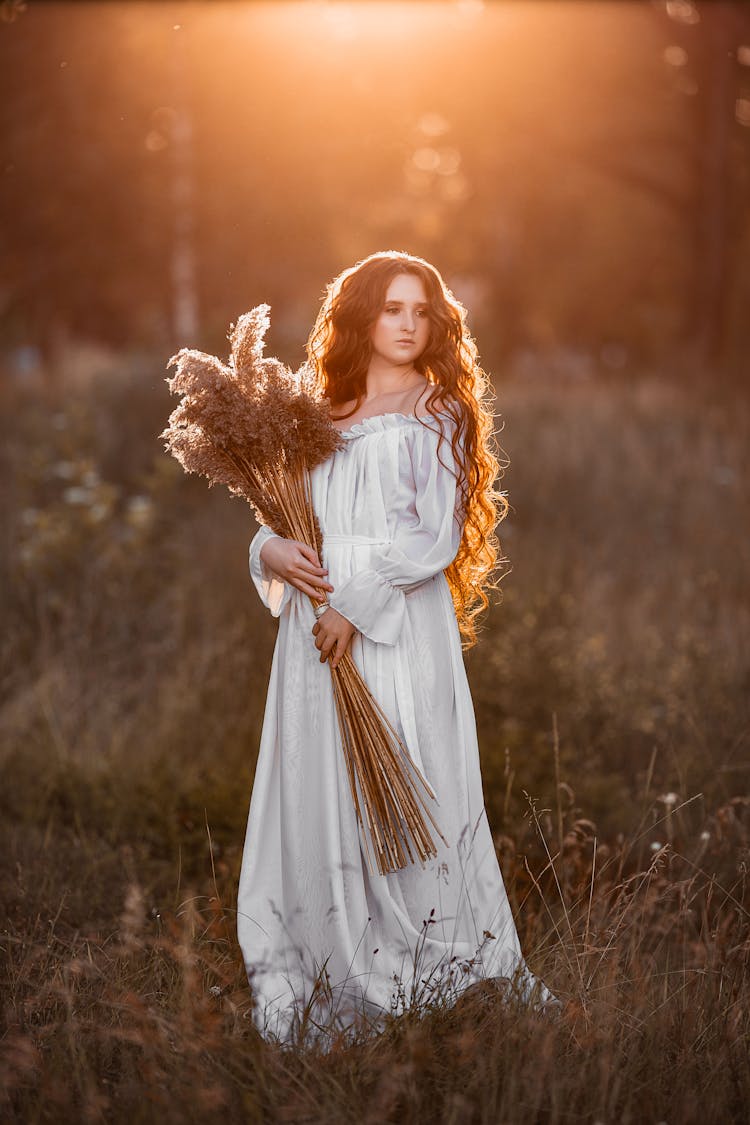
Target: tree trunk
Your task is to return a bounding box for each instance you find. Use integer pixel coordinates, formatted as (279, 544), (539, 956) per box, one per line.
(170, 31), (199, 347)
(684, 2), (736, 363)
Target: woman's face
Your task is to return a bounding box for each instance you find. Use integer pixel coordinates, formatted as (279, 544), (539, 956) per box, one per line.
(369, 273), (431, 367)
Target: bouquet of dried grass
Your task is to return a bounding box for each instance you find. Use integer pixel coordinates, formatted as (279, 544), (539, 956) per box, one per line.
(160, 305), (447, 876)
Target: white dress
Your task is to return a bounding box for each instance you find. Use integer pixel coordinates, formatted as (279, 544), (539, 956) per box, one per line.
(237, 409), (557, 1047)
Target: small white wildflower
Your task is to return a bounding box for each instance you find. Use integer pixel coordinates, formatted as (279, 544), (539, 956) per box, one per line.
(53, 460), (77, 480)
(700, 830), (711, 841)
(63, 486), (91, 505)
(658, 792), (679, 808)
(126, 495), (154, 528)
(650, 841), (663, 851)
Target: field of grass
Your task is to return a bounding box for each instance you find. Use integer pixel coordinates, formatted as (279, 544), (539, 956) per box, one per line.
(1, 362), (748, 1122)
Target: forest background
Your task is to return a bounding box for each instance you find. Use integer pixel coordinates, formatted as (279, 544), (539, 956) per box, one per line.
(1, 1), (749, 1122)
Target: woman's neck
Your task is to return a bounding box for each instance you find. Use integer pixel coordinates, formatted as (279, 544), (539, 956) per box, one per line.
(363, 358), (424, 402)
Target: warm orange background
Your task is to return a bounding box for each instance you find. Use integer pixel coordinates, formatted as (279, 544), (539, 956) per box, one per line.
(2, 0), (749, 378)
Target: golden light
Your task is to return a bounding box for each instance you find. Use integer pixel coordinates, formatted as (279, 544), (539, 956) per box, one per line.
(30, 0), (687, 354)
(223, 0), (518, 64)
(455, 0), (485, 18)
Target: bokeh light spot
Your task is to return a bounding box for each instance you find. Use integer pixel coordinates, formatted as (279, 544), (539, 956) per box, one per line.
(436, 147), (461, 175)
(418, 112), (450, 138)
(413, 147), (442, 173)
(665, 0), (700, 25)
(145, 130), (168, 153)
(663, 45), (688, 67)
(735, 98), (750, 128)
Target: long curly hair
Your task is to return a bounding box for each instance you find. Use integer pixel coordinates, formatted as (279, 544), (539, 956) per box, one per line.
(305, 250), (509, 649)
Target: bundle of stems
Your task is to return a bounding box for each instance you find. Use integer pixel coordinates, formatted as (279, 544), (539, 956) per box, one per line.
(160, 304), (447, 875)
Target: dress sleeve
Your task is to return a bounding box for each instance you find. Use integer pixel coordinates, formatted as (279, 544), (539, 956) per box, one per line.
(248, 523), (294, 618)
(327, 419), (464, 646)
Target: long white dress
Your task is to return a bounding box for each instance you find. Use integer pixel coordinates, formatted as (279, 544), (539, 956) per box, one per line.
(237, 409), (557, 1047)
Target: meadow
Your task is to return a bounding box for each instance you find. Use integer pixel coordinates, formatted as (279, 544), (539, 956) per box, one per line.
(1, 360), (748, 1122)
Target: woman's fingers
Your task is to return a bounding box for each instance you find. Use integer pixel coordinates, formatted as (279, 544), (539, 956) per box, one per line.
(311, 626), (354, 668)
(298, 577), (334, 594)
(300, 580), (331, 599)
(299, 558), (327, 576)
(297, 544), (327, 573)
(309, 606), (356, 668)
(303, 581), (334, 598)
(284, 564), (333, 598)
(312, 622), (338, 661)
(331, 632), (354, 670)
(293, 553), (333, 592)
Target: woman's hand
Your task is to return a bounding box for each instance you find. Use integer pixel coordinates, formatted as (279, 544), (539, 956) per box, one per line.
(312, 608), (357, 670)
(259, 536), (334, 600)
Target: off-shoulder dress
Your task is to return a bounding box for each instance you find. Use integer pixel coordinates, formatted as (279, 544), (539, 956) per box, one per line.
(237, 408), (558, 1046)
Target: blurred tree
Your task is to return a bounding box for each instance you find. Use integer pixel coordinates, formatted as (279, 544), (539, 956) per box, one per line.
(0, 5), (174, 380)
(168, 27), (199, 347)
(466, 0), (750, 369)
(1, 1), (749, 380)
(679, 0), (749, 362)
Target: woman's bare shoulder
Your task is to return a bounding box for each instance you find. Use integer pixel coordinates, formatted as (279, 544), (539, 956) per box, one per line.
(329, 398), (360, 423)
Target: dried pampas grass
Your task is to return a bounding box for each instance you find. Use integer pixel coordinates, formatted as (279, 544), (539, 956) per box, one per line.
(160, 305), (447, 875)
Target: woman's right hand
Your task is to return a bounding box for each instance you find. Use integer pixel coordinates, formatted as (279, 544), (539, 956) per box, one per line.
(259, 536), (334, 601)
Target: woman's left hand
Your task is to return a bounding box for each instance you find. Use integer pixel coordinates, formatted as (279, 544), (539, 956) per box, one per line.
(312, 607), (357, 670)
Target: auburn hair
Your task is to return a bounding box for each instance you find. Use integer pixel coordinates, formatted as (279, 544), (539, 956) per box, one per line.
(305, 250), (509, 649)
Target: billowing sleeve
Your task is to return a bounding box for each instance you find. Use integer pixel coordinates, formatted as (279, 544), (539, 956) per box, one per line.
(248, 523), (294, 618)
(327, 420), (464, 646)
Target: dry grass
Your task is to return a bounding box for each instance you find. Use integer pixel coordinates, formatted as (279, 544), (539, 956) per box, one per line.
(2, 781), (748, 1123)
(1, 361), (749, 1122)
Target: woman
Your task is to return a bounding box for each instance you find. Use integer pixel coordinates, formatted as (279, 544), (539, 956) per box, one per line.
(237, 250), (559, 1048)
